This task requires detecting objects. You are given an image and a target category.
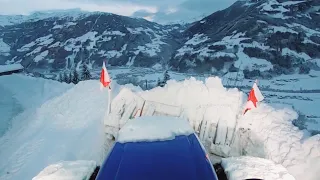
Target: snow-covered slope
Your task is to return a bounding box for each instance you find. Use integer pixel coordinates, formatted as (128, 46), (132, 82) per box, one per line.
(0, 75), (115, 180)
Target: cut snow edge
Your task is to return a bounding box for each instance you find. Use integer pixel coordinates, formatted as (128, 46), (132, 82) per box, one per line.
(32, 161), (97, 180)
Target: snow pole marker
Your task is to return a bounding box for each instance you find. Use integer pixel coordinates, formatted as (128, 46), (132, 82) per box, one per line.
(99, 60), (112, 115)
(107, 86), (111, 115)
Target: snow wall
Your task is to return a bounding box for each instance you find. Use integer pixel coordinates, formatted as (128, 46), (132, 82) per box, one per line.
(0, 74), (72, 136)
(0, 74), (126, 180)
(105, 77), (320, 180)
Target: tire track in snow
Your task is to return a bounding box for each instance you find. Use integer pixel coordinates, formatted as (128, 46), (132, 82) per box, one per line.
(0, 138), (44, 180)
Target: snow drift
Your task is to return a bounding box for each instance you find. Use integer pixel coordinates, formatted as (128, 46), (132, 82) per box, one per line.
(0, 74), (71, 137)
(105, 77), (320, 180)
(221, 156), (295, 180)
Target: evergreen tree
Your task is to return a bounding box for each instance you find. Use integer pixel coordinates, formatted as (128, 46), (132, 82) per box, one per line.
(72, 69), (80, 84)
(58, 73), (63, 82)
(163, 70), (170, 83)
(63, 71), (69, 83)
(68, 71), (73, 84)
(81, 64), (91, 80)
(156, 78), (161, 87)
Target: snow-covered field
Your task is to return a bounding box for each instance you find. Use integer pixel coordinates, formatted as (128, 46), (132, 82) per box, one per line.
(0, 74), (319, 180)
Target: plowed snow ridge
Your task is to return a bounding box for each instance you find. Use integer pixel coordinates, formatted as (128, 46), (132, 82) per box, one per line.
(117, 77), (319, 180)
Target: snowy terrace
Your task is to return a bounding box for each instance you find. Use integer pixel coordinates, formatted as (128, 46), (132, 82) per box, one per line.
(0, 63), (24, 76)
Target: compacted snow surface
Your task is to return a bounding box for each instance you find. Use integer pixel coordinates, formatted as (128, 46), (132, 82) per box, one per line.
(0, 74), (319, 180)
(117, 116), (194, 143)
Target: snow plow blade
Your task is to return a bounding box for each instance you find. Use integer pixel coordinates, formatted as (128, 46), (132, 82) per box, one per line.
(104, 88), (246, 158)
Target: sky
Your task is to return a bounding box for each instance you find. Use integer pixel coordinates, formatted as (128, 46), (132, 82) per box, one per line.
(0, 0), (237, 24)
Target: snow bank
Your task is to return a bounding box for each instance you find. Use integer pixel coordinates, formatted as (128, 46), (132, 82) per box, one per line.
(32, 161), (96, 180)
(0, 76), (122, 180)
(107, 77), (320, 180)
(0, 74), (71, 108)
(117, 116), (194, 143)
(221, 156), (295, 180)
(0, 74), (71, 137)
(239, 104), (320, 180)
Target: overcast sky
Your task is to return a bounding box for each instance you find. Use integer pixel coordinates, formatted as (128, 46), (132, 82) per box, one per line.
(0, 0), (237, 24)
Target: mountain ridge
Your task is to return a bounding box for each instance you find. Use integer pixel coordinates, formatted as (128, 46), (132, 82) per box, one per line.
(0, 0), (319, 80)
(171, 0), (320, 78)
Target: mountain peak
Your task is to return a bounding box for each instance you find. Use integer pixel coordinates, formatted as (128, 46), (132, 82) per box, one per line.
(0, 9), (107, 27)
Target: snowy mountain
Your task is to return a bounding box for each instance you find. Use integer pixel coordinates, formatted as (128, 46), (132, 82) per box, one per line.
(172, 0), (320, 77)
(0, 1), (320, 78)
(0, 9), (185, 72)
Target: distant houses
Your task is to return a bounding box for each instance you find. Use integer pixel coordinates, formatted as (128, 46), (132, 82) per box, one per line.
(0, 64), (24, 76)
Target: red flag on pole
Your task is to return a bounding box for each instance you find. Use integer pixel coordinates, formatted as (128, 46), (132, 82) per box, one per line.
(100, 61), (112, 114)
(100, 61), (111, 90)
(243, 80), (264, 115)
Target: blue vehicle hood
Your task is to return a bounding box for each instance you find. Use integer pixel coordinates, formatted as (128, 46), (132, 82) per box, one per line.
(96, 134), (218, 180)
